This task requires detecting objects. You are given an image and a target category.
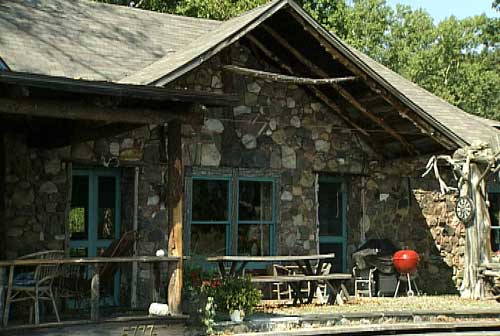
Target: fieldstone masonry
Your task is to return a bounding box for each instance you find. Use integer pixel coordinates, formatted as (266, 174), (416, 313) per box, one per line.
(2, 42), (465, 299)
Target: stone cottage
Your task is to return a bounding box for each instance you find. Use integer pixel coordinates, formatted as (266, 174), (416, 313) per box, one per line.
(1, 0), (500, 310)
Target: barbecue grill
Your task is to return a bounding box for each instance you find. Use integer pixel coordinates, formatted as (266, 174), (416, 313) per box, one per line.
(352, 239), (399, 297)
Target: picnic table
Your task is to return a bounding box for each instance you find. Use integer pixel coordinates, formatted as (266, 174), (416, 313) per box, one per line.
(206, 253), (351, 305)
(0, 256), (182, 325)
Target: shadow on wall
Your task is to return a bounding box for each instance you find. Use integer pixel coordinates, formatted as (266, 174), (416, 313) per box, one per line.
(350, 175), (460, 295)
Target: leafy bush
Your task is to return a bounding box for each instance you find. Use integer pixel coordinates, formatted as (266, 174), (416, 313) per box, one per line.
(213, 276), (262, 315)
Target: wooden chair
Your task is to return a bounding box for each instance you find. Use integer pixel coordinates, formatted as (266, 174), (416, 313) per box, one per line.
(315, 263), (332, 304)
(57, 231), (137, 307)
(271, 264), (293, 302)
(3, 250), (65, 326)
(353, 266), (376, 297)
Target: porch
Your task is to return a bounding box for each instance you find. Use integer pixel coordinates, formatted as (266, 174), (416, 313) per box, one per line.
(0, 70), (237, 327)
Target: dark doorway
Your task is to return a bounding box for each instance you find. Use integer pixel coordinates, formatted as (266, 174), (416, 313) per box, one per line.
(318, 176), (347, 272)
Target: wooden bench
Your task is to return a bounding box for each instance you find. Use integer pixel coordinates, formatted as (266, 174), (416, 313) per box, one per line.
(251, 273), (352, 305)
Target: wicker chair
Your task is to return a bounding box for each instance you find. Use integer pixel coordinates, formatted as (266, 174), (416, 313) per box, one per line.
(3, 250), (65, 325)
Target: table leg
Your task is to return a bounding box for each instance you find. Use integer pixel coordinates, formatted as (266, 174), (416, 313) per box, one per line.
(288, 282), (304, 306)
(90, 264), (100, 321)
(302, 260), (318, 304)
(229, 261), (238, 276)
(235, 261), (248, 276)
(217, 262), (227, 278)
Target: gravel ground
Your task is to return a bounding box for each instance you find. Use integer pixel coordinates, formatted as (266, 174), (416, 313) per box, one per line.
(259, 295), (500, 315)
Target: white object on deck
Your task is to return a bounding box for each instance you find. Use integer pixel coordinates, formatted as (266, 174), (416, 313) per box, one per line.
(149, 303), (169, 316)
(156, 249), (166, 257)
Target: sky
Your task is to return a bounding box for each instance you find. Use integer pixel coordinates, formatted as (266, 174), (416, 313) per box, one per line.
(385, 0), (499, 22)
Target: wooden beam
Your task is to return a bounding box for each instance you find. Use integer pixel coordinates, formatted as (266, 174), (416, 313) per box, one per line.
(28, 123), (142, 149)
(0, 97), (197, 124)
(286, 9), (457, 151)
(0, 70), (239, 106)
(223, 65), (357, 85)
(167, 120), (183, 314)
(261, 24), (418, 156)
(246, 34), (370, 138)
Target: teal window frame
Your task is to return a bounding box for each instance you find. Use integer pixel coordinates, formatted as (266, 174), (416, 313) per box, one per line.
(318, 175), (347, 272)
(187, 174), (277, 264)
(236, 177), (277, 258)
(488, 183), (500, 252)
(69, 168), (121, 305)
(189, 176), (233, 255)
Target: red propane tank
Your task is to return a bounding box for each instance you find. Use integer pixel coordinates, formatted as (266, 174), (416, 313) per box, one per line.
(393, 250), (419, 274)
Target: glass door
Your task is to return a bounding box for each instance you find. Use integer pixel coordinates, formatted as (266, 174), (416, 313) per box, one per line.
(318, 176), (347, 272)
(69, 169), (121, 304)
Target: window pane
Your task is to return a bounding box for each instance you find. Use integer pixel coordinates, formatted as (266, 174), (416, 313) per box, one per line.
(192, 179), (229, 221)
(191, 224), (227, 256)
(489, 193), (500, 251)
(238, 224), (270, 256)
(492, 229), (500, 253)
(318, 182), (343, 237)
(98, 176), (116, 240)
(70, 176), (89, 240)
(70, 247), (88, 258)
(238, 181), (273, 221)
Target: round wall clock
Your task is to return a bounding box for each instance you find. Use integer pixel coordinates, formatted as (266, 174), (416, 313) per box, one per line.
(455, 196), (474, 223)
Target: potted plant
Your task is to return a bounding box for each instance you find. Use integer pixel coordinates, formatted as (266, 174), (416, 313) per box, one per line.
(213, 276), (262, 322)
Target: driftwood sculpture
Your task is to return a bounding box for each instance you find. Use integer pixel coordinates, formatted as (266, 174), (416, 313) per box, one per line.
(424, 142), (500, 299)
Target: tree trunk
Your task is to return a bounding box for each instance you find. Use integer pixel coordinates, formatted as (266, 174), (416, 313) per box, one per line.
(460, 163), (492, 299)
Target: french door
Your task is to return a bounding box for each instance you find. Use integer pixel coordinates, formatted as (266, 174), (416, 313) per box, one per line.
(318, 176), (347, 272)
(69, 169), (121, 304)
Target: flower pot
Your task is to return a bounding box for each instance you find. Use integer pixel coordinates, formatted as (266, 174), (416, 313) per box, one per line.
(229, 309), (245, 322)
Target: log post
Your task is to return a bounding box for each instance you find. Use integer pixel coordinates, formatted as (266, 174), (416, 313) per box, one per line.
(167, 120), (183, 314)
(461, 163), (492, 298)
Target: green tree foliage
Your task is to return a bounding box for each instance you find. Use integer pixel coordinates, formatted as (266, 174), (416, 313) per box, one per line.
(96, 0), (500, 120)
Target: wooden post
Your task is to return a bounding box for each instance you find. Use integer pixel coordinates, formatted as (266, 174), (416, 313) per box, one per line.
(167, 120), (183, 314)
(461, 163), (492, 299)
(0, 131), (5, 260)
(0, 266), (5, 325)
(131, 167), (139, 308)
(90, 264), (100, 321)
(63, 162), (73, 256)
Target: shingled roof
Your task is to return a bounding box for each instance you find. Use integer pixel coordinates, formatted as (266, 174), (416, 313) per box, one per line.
(0, 0), (219, 81)
(1, 0), (499, 152)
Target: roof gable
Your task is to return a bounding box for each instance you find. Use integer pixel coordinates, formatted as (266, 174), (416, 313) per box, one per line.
(120, 0), (286, 85)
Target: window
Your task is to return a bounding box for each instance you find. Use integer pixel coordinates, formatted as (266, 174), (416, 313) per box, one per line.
(188, 174), (276, 257)
(489, 192), (500, 252)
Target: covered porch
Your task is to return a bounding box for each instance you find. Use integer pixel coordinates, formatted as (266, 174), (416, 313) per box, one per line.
(0, 70), (237, 326)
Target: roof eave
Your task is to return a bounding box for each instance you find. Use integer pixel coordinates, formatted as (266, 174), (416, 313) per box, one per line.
(148, 0), (289, 87)
(286, 1), (467, 150)
(0, 70), (239, 106)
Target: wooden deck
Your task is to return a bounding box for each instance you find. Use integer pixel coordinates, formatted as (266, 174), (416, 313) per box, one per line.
(1, 315), (188, 336)
(5, 323), (186, 336)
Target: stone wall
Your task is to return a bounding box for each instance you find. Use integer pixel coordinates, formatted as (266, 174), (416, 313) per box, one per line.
(2, 126), (169, 306)
(169, 44), (377, 256)
(350, 171), (463, 294)
(169, 42), (465, 293)
(1, 41), (466, 297)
